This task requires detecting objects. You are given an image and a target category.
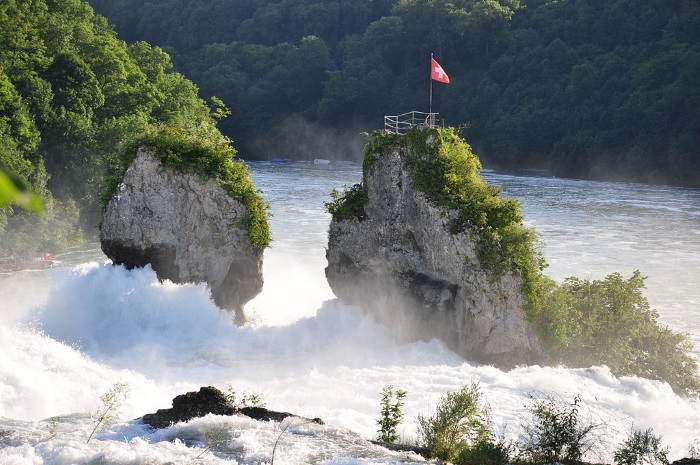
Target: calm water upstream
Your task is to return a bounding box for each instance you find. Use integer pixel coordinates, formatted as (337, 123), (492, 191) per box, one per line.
(0, 161), (698, 463)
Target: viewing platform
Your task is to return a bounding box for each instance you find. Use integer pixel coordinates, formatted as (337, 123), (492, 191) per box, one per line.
(384, 111), (439, 134)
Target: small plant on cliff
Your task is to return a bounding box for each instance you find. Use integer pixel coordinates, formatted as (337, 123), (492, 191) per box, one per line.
(417, 381), (491, 462)
(223, 386), (267, 410)
(325, 183), (367, 221)
(376, 385), (407, 444)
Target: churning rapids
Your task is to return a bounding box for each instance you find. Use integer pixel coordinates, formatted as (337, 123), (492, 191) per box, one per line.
(1, 161), (699, 464)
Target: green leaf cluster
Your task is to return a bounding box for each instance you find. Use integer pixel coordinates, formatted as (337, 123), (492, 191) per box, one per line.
(417, 382), (493, 463)
(534, 271), (700, 397)
(376, 385), (407, 444)
(324, 183), (368, 222)
(520, 396), (596, 465)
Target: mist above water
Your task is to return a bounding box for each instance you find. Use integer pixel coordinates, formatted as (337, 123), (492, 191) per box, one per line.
(1, 162), (699, 464)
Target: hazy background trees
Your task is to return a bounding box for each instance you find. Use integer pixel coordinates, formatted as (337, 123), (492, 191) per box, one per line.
(86, 0), (699, 187)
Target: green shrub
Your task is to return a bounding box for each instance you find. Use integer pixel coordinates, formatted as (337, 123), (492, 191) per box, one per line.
(520, 395), (598, 465)
(417, 381), (491, 462)
(376, 385), (407, 444)
(325, 183), (367, 221)
(456, 437), (512, 465)
(614, 428), (669, 465)
(534, 270), (700, 397)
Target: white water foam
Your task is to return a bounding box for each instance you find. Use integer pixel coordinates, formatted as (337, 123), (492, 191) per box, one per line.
(1, 164), (699, 464)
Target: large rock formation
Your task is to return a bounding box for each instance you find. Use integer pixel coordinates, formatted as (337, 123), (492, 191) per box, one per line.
(101, 148), (263, 324)
(325, 131), (545, 368)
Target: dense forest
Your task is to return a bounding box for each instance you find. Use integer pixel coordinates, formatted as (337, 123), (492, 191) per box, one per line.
(0, 0), (247, 255)
(86, 0), (700, 186)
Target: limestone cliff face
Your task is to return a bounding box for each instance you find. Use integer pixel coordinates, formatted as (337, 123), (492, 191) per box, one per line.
(325, 136), (545, 367)
(100, 148), (263, 324)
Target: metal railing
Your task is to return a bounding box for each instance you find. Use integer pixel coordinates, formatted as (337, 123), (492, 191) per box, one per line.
(384, 111), (439, 134)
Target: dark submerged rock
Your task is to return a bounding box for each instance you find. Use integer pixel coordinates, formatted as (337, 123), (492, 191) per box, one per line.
(141, 386), (235, 429)
(140, 386), (324, 429)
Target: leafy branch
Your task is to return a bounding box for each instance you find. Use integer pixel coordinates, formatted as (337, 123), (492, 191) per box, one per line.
(86, 382), (129, 443)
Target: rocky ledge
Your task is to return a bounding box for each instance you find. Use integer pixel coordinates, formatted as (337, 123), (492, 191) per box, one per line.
(325, 130), (545, 368)
(100, 148), (263, 324)
(140, 386), (324, 429)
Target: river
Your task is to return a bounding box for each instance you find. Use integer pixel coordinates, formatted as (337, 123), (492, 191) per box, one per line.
(0, 161), (698, 463)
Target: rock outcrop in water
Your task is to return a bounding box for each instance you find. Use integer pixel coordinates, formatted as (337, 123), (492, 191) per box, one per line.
(100, 148), (263, 324)
(140, 386), (324, 429)
(325, 129), (545, 368)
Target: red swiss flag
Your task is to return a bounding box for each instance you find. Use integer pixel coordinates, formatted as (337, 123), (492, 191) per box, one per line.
(431, 57), (450, 84)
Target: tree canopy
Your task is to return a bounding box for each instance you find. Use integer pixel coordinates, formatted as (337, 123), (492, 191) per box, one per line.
(0, 0), (264, 255)
(87, 0), (699, 186)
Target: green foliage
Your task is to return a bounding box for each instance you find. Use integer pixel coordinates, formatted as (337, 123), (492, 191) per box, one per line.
(405, 128), (545, 286)
(87, 381), (129, 443)
(324, 183), (367, 221)
(0, 169), (42, 212)
(0, 156), (83, 256)
(0, 0), (251, 255)
(456, 437), (512, 465)
(534, 270), (700, 397)
(223, 386), (267, 410)
(417, 382), (491, 462)
(614, 429), (670, 465)
(376, 385), (407, 444)
(520, 395), (598, 465)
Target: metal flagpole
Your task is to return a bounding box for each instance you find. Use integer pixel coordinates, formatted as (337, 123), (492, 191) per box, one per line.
(429, 53), (433, 116)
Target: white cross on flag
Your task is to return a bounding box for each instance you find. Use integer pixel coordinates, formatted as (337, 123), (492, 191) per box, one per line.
(431, 57), (450, 84)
